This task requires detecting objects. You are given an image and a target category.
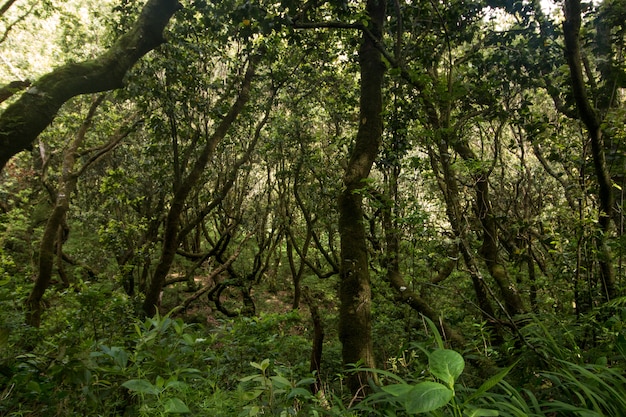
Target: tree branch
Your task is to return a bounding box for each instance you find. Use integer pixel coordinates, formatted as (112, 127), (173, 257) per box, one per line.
(0, 0), (182, 170)
(0, 0), (17, 17)
(0, 79), (30, 103)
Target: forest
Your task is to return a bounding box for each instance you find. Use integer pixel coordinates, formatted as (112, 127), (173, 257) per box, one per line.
(0, 0), (625, 415)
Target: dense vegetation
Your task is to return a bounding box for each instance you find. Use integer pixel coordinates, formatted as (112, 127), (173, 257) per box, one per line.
(1, 0), (625, 415)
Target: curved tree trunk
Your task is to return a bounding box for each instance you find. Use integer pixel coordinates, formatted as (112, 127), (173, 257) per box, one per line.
(563, 0), (616, 301)
(338, 0), (386, 396)
(142, 57), (258, 317)
(429, 144), (497, 322)
(26, 96), (103, 328)
(451, 137), (525, 316)
(0, 0), (181, 171)
(25, 95), (136, 328)
(26, 200), (68, 328)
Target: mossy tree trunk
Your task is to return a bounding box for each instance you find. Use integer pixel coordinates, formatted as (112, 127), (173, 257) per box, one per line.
(563, 0), (617, 301)
(449, 134), (526, 316)
(26, 95), (135, 328)
(338, 0), (386, 397)
(142, 57), (258, 317)
(24, 96), (101, 328)
(0, 0), (181, 171)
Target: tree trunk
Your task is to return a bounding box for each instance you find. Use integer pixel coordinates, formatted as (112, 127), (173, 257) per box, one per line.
(142, 57), (258, 317)
(429, 145), (497, 322)
(475, 177), (525, 315)
(338, 0), (385, 396)
(25, 95), (106, 328)
(25, 95), (136, 327)
(0, 0), (181, 171)
(286, 229), (311, 310)
(563, 0), (616, 301)
(452, 138), (525, 316)
(25, 199), (68, 327)
(378, 164), (465, 347)
(303, 286), (324, 394)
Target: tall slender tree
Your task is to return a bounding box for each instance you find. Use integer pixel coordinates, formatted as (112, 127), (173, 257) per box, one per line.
(563, 0), (617, 301)
(337, 0), (386, 395)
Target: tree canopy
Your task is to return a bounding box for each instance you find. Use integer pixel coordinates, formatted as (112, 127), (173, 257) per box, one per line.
(1, 0), (625, 415)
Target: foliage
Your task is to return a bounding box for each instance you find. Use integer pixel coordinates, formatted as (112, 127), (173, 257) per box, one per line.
(203, 311), (315, 386)
(238, 358), (320, 416)
(1, 0), (626, 415)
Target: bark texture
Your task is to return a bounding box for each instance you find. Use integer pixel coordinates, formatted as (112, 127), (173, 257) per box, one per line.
(338, 0), (385, 396)
(0, 0), (181, 170)
(563, 0), (616, 300)
(142, 57), (258, 317)
(25, 96), (136, 328)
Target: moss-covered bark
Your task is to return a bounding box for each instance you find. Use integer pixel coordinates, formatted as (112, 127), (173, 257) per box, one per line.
(563, 0), (616, 301)
(338, 0), (385, 396)
(142, 57), (258, 317)
(0, 0), (182, 170)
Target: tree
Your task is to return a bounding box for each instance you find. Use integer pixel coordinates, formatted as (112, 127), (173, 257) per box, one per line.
(25, 95), (138, 328)
(337, 0), (386, 395)
(0, 0), (181, 171)
(142, 54), (260, 317)
(563, 0), (617, 301)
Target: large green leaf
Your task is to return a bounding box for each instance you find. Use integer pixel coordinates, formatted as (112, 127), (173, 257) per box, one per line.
(381, 383), (414, 397)
(429, 349), (465, 387)
(122, 379), (159, 395)
(164, 397), (191, 414)
(403, 381), (453, 414)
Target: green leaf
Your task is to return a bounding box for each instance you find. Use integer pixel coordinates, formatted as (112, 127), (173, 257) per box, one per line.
(381, 383), (414, 397)
(164, 397), (191, 413)
(429, 349), (465, 387)
(242, 390), (264, 401)
(349, 367), (407, 384)
(110, 347), (129, 368)
(182, 333), (195, 346)
(240, 374), (264, 383)
(122, 379), (160, 396)
(295, 377), (317, 387)
(466, 408), (500, 416)
(178, 368), (202, 378)
(287, 387), (313, 399)
(422, 315), (444, 349)
(250, 358), (270, 371)
(26, 380), (41, 394)
(165, 380), (188, 391)
(270, 375), (292, 388)
(246, 405), (261, 416)
(464, 361), (517, 405)
(403, 381), (453, 414)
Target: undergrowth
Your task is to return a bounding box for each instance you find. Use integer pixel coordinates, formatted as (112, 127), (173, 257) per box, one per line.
(1, 281), (625, 416)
